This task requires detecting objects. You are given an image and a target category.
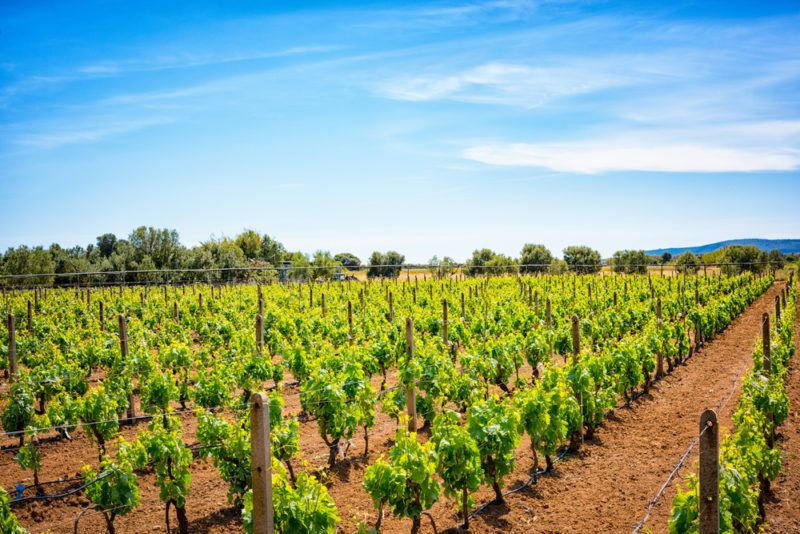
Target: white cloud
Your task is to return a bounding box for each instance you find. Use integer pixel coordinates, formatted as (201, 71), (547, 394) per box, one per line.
(463, 138), (800, 173)
(379, 61), (630, 107)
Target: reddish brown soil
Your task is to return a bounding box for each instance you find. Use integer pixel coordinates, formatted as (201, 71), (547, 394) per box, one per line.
(763, 293), (800, 532)
(2, 284), (786, 533)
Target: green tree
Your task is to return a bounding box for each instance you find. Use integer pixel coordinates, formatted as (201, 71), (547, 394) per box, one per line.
(464, 248), (497, 277)
(334, 253), (361, 271)
(675, 252), (701, 274)
(96, 233), (118, 258)
(310, 250), (341, 280)
(549, 258), (568, 274)
(235, 230), (262, 259)
(128, 226), (185, 270)
(429, 255), (457, 279)
(2, 246), (55, 286)
(520, 244), (553, 274)
(719, 245), (765, 274)
(611, 249), (648, 274)
(563, 246), (602, 274)
(766, 249), (785, 272)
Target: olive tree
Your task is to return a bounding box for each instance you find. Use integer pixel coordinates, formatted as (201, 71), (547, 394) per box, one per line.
(563, 246), (602, 274)
(519, 244), (553, 274)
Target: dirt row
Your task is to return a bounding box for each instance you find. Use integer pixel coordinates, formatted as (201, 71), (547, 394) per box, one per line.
(2, 283), (788, 533)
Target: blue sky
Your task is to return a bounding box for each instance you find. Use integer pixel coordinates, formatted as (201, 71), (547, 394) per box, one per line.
(1, 0), (799, 262)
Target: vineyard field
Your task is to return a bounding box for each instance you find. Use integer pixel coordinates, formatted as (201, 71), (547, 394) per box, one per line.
(0, 272), (790, 533)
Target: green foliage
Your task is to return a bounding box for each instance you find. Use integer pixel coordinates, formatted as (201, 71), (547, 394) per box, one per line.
(135, 416), (192, 514)
(0, 487), (27, 534)
(431, 410), (482, 524)
(519, 244), (554, 274)
(467, 396), (521, 500)
(243, 463), (339, 534)
(363, 430), (439, 530)
(367, 251), (405, 278)
(611, 249), (648, 274)
(196, 409), (251, 506)
(563, 246), (602, 274)
(82, 459), (140, 532)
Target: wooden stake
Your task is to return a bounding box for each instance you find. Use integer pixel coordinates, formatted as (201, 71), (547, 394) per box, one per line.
(27, 300), (32, 334)
(656, 298), (664, 378)
(699, 409), (719, 534)
(99, 302), (105, 332)
(119, 314), (135, 420)
(442, 299), (449, 346)
(571, 315), (580, 364)
(348, 300), (354, 344)
(7, 314), (17, 378)
(389, 292), (394, 322)
(405, 318), (417, 432)
(256, 314), (264, 355)
(762, 312), (771, 374)
(250, 393), (274, 534)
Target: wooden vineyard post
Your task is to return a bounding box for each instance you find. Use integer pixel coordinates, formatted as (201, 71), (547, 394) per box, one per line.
(571, 314), (583, 447)
(250, 393), (274, 534)
(762, 313), (774, 448)
(775, 295), (781, 324)
(360, 288), (365, 308)
(321, 293), (326, 317)
(405, 318), (417, 432)
(460, 292), (465, 320)
(7, 314), (17, 378)
(389, 292), (394, 322)
(27, 300), (32, 334)
(348, 300), (354, 344)
(762, 313), (771, 375)
(309, 286), (313, 309)
(546, 298), (553, 357)
(413, 287), (417, 305)
(442, 299), (449, 346)
(656, 298), (664, 378)
(174, 302), (179, 322)
(198, 293), (203, 308)
(34, 290), (38, 312)
(699, 409), (719, 534)
(99, 301), (105, 332)
(119, 314), (135, 421)
(534, 291), (539, 315)
(571, 314), (580, 364)
(256, 314), (264, 355)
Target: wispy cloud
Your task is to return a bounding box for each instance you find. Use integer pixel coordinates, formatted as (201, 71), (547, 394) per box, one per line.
(463, 121), (800, 173)
(12, 117), (173, 150)
(75, 45), (342, 76)
(378, 61), (632, 107)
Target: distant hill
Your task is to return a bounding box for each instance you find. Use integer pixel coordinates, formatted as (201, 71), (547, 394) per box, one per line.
(646, 239), (800, 256)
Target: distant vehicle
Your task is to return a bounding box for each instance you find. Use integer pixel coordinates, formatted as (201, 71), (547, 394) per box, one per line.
(330, 273), (357, 281)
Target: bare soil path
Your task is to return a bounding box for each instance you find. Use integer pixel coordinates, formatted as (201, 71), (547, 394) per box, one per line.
(763, 292), (800, 532)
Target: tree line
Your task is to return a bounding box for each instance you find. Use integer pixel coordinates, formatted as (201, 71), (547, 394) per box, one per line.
(0, 226), (793, 286)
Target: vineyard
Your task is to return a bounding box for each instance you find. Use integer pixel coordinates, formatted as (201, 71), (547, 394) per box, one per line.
(0, 271), (794, 533)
